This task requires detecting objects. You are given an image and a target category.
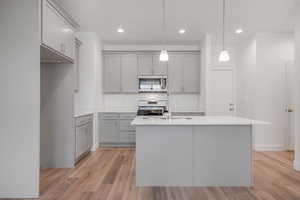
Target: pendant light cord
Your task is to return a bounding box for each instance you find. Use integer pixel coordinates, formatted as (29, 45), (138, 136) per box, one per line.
(222, 0), (225, 50)
(162, 0), (166, 45)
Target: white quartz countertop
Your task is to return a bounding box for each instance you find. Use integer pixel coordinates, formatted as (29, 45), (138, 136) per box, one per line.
(74, 112), (94, 118)
(131, 116), (269, 126)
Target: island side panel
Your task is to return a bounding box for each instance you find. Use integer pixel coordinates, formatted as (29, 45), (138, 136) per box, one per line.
(193, 125), (252, 186)
(136, 126), (193, 186)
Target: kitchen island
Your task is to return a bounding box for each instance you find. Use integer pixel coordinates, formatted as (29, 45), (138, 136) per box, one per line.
(131, 116), (266, 187)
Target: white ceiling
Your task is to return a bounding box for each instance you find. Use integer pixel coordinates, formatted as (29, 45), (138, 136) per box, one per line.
(58, 0), (296, 45)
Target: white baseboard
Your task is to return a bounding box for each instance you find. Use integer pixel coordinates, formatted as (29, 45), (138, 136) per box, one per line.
(255, 144), (286, 151)
(92, 142), (99, 151)
(294, 160), (300, 171)
(0, 194), (39, 198)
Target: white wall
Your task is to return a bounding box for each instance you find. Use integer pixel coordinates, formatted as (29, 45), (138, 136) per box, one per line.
(74, 32), (103, 150)
(236, 36), (256, 117)
(40, 62), (75, 168)
(74, 32), (102, 115)
(0, 0), (40, 198)
(236, 33), (294, 151)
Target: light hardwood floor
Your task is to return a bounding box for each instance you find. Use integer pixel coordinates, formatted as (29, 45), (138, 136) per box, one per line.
(13, 148), (300, 200)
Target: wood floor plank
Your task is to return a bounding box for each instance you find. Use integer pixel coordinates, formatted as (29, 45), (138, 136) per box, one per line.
(15, 149), (300, 200)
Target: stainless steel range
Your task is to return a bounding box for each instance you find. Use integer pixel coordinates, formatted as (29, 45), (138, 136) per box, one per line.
(137, 98), (169, 116)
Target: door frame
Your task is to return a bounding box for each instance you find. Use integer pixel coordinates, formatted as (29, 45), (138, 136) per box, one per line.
(284, 61), (295, 150)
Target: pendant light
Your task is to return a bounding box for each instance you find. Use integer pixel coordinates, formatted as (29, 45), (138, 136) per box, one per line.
(219, 0), (230, 62)
(159, 0), (169, 62)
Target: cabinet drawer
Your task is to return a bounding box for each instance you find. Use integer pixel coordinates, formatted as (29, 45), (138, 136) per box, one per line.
(99, 113), (119, 119)
(76, 115), (91, 126)
(120, 113), (136, 120)
(120, 131), (135, 143)
(120, 120), (135, 131)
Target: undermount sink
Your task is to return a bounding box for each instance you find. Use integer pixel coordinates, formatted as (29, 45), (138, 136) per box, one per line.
(159, 117), (193, 120)
(142, 116), (193, 120)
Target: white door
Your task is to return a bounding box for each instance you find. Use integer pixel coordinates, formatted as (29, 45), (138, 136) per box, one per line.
(285, 61), (295, 150)
(208, 68), (235, 116)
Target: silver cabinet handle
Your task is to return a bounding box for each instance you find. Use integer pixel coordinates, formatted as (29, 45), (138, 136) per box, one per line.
(60, 43), (65, 53)
(229, 103), (235, 111)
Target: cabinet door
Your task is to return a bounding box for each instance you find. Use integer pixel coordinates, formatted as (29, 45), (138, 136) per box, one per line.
(120, 131), (135, 143)
(121, 54), (138, 93)
(86, 121), (93, 149)
(138, 54), (153, 75)
(103, 54), (121, 93)
(74, 40), (81, 92)
(183, 54), (200, 93)
(99, 119), (119, 143)
(76, 125), (88, 159)
(61, 20), (75, 59)
(153, 53), (168, 75)
(42, 1), (74, 59)
(168, 53), (183, 93)
(42, 1), (64, 53)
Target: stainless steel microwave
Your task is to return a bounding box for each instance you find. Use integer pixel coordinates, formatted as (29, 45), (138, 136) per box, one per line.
(138, 76), (167, 93)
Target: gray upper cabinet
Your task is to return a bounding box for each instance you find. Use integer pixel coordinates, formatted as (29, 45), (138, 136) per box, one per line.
(153, 53), (168, 75)
(138, 54), (153, 75)
(74, 38), (82, 92)
(138, 53), (168, 76)
(42, 0), (75, 60)
(169, 53), (184, 93)
(103, 51), (200, 94)
(183, 53), (200, 93)
(103, 54), (121, 93)
(121, 54), (138, 93)
(168, 52), (200, 94)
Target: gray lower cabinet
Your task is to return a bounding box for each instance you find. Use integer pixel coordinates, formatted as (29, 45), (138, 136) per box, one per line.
(99, 112), (136, 147)
(75, 114), (93, 162)
(99, 119), (120, 143)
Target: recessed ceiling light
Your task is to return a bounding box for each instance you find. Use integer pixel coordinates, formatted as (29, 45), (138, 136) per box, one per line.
(179, 29), (186, 34)
(117, 27), (125, 33)
(235, 28), (243, 34)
